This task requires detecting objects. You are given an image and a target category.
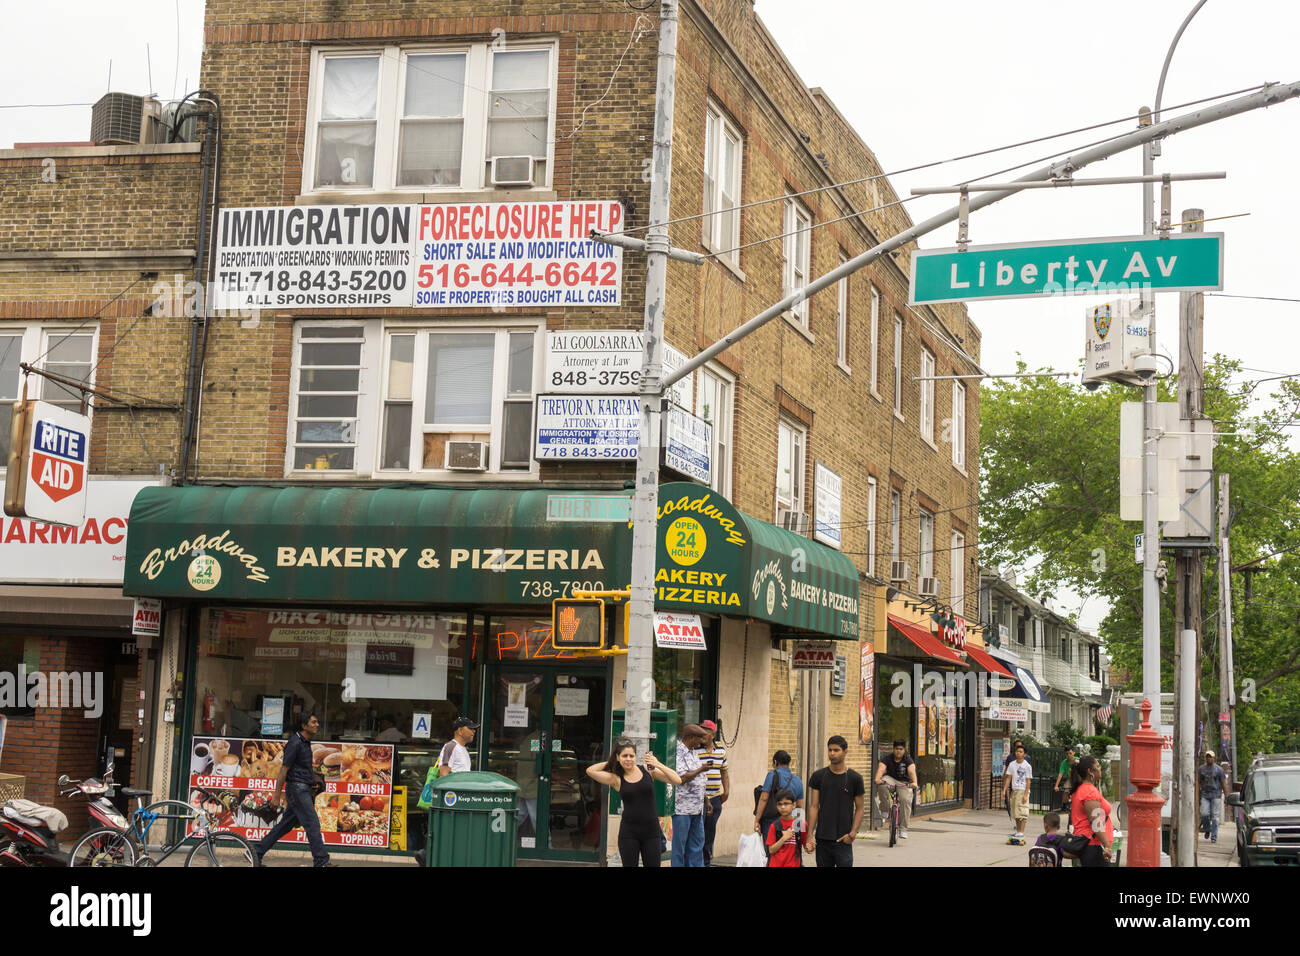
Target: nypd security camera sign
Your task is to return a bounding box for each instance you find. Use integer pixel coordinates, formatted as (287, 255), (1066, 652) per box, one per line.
(4, 400), (90, 528)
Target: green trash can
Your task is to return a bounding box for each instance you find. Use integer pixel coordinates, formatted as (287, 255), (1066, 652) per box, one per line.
(426, 772), (520, 867)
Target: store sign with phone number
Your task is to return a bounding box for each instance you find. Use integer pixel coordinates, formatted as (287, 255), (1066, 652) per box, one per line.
(188, 736), (395, 848)
(213, 201), (622, 311)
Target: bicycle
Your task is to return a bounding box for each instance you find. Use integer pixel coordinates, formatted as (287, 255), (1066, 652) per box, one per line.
(69, 785), (259, 868)
(882, 781), (916, 848)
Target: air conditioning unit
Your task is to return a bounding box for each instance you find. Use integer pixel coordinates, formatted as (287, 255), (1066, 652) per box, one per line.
(490, 155), (535, 187)
(90, 93), (162, 145)
(778, 509), (810, 535)
(890, 561), (911, 583)
(444, 441), (489, 471)
(920, 577), (941, 598)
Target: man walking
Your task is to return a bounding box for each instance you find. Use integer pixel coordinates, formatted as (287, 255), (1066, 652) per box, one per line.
(255, 712), (333, 867)
(805, 735), (865, 867)
(437, 716), (478, 776)
(672, 724), (711, 867)
(1002, 744), (1033, 844)
(696, 720), (730, 866)
(1198, 750), (1229, 842)
(874, 739), (918, 839)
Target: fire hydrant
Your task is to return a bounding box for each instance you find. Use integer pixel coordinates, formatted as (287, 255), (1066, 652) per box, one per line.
(1125, 697), (1166, 867)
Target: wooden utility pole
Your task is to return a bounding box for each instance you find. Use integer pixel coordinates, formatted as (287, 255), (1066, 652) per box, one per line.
(1171, 208), (1205, 867)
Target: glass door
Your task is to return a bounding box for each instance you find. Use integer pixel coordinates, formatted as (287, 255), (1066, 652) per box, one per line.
(486, 666), (608, 861)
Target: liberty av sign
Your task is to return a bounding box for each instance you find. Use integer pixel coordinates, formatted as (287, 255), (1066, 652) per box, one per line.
(910, 233), (1223, 304)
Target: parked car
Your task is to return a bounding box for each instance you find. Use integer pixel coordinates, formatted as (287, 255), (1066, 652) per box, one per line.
(1228, 753), (1300, 867)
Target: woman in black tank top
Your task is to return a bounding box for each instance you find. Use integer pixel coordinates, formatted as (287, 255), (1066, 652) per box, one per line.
(586, 739), (682, 866)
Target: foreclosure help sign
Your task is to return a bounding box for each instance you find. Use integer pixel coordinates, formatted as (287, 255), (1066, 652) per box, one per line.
(213, 201), (624, 311)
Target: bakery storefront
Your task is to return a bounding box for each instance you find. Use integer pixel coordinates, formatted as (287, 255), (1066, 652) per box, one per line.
(122, 482), (858, 863)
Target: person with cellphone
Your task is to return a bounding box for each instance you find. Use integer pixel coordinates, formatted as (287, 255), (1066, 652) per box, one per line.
(586, 738), (681, 866)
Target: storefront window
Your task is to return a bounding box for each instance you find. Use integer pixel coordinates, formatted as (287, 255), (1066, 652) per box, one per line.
(874, 662), (967, 807)
(0, 636), (40, 717)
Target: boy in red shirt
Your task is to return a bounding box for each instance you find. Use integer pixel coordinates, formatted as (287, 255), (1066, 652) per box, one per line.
(765, 790), (803, 867)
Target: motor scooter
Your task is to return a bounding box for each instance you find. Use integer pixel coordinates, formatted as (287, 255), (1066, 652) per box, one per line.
(0, 771), (142, 867)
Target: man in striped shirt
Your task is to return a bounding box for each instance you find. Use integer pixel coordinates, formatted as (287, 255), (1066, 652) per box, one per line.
(696, 720), (730, 866)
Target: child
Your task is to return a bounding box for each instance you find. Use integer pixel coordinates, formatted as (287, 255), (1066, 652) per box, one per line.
(765, 790), (803, 867)
(1030, 811), (1066, 867)
(1002, 744), (1032, 844)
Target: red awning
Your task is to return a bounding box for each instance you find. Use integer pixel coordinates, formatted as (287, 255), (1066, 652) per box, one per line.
(887, 615), (967, 666)
(963, 641), (1014, 678)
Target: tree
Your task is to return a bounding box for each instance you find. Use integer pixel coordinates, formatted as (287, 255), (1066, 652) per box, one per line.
(979, 357), (1300, 773)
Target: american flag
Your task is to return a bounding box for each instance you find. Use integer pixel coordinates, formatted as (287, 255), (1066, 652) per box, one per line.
(1095, 704), (1113, 725)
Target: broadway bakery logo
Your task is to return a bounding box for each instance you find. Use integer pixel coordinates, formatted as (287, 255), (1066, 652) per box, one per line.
(31, 416), (86, 502)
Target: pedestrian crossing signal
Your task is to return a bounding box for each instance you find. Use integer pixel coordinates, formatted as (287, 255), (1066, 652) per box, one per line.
(551, 598), (605, 649)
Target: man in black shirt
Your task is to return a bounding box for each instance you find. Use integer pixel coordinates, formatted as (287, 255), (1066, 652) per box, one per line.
(254, 711), (333, 867)
(805, 735), (865, 867)
(874, 739), (919, 838)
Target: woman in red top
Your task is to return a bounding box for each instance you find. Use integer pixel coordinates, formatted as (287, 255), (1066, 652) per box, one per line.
(1069, 755), (1114, 867)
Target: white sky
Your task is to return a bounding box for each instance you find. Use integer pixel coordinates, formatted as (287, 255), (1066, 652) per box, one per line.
(3, 1), (1297, 628)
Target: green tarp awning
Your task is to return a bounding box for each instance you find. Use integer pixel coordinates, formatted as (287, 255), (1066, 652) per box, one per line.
(123, 482), (860, 637)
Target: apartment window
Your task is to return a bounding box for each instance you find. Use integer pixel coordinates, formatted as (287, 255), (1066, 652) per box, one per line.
(1060, 633), (1071, 663)
(869, 285), (880, 394)
(893, 313), (904, 415)
(951, 379), (967, 469)
(950, 530), (965, 614)
(866, 477), (878, 577)
(0, 326), (95, 468)
(776, 418), (806, 517)
(1017, 613), (1028, 646)
(836, 255), (849, 368)
(918, 508), (935, 585)
(307, 43), (555, 193)
(703, 104), (742, 258)
(782, 198), (812, 327)
(290, 321), (538, 475)
(890, 489), (901, 571)
(920, 347), (935, 443)
(698, 366), (733, 497)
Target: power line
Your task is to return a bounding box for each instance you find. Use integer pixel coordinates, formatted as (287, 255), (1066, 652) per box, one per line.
(1206, 293), (1300, 304)
(0, 102), (96, 109)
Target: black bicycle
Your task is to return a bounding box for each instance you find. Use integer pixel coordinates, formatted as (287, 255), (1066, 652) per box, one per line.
(882, 780), (917, 848)
(69, 786), (259, 867)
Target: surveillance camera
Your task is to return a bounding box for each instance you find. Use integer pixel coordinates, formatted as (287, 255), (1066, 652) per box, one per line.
(1082, 380), (1101, 392)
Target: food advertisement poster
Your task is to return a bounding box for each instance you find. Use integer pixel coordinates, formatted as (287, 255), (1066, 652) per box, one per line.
(189, 736), (394, 848)
(858, 642), (874, 745)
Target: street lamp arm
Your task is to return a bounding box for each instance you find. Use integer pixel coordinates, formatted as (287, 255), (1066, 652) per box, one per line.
(1155, 0), (1211, 120)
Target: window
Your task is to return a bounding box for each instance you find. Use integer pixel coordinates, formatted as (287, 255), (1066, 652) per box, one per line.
(866, 477), (877, 576)
(776, 418), (806, 517)
(703, 104), (742, 258)
(951, 379), (967, 469)
(869, 285), (880, 394)
(782, 197), (812, 327)
(0, 636), (40, 716)
(698, 366), (733, 497)
(307, 43), (555, 193)
(920, 347), (935, 443)
(918, 508), (935, 585)
(893, 313), (904, 415)
(0, 325), (95, 467)
(1060, 633), (1071, 662)
(1017, 611), (1027, 645)
(890, 489), (901, 571)
(289, 321), (539, 476)
(836, 255), (849, 368)
(950, 531), (965, 614)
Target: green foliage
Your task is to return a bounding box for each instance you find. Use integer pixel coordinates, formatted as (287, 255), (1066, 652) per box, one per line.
(1084, 734), (1117, 755)
(980, 358), (1300, 761)
(1046, 721), (1087, 748)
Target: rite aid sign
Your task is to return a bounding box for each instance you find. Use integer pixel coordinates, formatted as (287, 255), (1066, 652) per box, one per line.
(4, 401), (91, 528)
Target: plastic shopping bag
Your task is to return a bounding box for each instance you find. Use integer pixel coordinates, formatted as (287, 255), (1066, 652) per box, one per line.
(737, 831), (767, 868)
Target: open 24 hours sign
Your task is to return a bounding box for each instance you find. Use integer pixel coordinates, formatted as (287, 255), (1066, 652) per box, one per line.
(213, 201), (622, 311)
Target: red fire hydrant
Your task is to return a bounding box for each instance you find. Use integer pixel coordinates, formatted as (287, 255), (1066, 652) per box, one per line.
(1125, 698), (1166, 867)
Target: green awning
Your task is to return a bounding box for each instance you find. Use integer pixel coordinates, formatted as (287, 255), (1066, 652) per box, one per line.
(124, 482), (860, 637)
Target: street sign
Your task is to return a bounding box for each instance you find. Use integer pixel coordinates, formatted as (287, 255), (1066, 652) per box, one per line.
(910, 233), (1223, 304)
(1134, 533), (1144, 564)
(546, 494), (632, 522)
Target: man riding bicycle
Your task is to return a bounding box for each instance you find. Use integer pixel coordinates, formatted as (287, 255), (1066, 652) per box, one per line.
(874, 739), (919, 839)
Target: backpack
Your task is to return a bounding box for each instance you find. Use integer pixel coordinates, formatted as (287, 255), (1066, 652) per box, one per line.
(1028, 845), (1059, 868)
(754, 767), (794, 820)
(766, 818), (803, 867)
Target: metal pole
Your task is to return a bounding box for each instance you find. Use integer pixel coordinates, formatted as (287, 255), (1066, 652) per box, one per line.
(662, 80), (1300, 393)
(1217, 474), (1236, 783)
(1177, 624), (1197, 865)
(625, 0), (678, 761)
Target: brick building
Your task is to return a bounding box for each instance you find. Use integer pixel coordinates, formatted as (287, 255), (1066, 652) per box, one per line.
(3, 0), (994, 863)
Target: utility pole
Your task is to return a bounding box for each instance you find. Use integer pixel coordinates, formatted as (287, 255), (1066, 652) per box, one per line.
(1217, 474), (1237, 784)
(1171, 208), (1205, 866)
(624, 0), (679, 761)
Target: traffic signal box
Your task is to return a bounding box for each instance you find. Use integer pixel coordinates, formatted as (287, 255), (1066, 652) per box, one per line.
(551, 597), (606, 650)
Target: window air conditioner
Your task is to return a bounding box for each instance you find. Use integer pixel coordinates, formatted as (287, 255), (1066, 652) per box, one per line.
(920, 576), (941, 598)
(778, 508), (810, 535)
(491, 155), (535, 187)
(445, 441), (490, 471)
(890, 561), (911, 583)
